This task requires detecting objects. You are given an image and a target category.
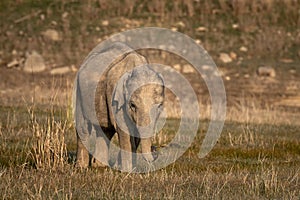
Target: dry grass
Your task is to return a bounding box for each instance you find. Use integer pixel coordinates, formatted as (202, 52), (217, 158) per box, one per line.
(0, 96), (299, 199)
(28, 105), (68, 170)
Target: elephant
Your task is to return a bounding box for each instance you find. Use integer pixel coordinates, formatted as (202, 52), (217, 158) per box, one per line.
(74, 42), (165, 171)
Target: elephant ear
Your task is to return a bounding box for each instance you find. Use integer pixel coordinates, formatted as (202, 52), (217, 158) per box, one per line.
(158, 72), (165, 86)
(111, 52), (147, 111)
(113, 72), (130, 111)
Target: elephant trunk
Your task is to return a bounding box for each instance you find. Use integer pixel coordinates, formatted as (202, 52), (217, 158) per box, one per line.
(140, 138), (155, 162)
(136, 106), (160, 162)
(137, 125), (155, 162)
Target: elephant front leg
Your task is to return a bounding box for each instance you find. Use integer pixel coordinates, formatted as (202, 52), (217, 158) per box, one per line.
(140, 138), (155, 162)
(118, 129), (133, 171)
(76, 132), (89, 168)
(92, 127), (116, 168)
(91, 136), (110, 168)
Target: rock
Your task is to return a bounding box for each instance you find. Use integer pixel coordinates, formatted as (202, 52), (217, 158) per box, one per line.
(280, 58), (293, 63)
(196, 26), (208, 32)
(7, 59), (19, 68)
(51, 21), (58, 26)
(41, 29), (62, 41)
(71, 65), (77, 72)
(159, 51), (168, 60)
(50, 66), (72, 75)
(12, 49), (18, 55)
(176, 21), (185, 28)
(195, 39), (202, 44)
(40, 14), (45, 20)
(219, 53), (232, 63)
(62, 12), (68, 19)
(182, 64), (195, 73)
(171, 27), (178, 32)
(257, 66), (276, 77)
(232, 24), (239, 29)
(173, 64), (181, 71)
(23, 51), (46, 73)
(239, 46), (248, 52)
(218, 68), (228, 76)
(101, 20), (109, 26)
(234, 73), (240, 77)
(289, 69), (296, 74)
(230, 51), (237, 60)
(201, 65), (212, 71)
(7, 57), (24, 68)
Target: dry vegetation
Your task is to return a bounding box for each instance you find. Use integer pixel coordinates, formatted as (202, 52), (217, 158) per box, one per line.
(1, 97), (299, 199)
(0, 0), (300, 199)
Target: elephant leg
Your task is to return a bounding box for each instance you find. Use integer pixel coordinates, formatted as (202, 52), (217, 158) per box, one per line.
(91, 136), (109, 168)
(76, 131), (89, 168)
(117, 129), (133, 171)
(92, 126), (115, 168)
(129, 136), (140, 167)
(140, 138), (154, 162)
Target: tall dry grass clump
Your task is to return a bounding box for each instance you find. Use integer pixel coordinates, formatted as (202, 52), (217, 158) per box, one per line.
(28, 105), (69, 170)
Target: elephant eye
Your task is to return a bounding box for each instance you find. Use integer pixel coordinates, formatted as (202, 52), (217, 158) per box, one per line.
(129, 102), (136, 111)
(158, 103), (163, 109)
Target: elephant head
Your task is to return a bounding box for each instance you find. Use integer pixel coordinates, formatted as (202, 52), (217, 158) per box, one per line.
(113, 65), (165, 163)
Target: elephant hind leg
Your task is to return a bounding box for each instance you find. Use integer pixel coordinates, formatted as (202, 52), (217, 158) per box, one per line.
(92, 127), (115, 168)
(91, 136), (111, 168)
(76, 133), (89, 168)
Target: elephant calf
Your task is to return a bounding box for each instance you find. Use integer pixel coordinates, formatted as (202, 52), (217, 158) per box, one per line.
(74, 42), (165, 171)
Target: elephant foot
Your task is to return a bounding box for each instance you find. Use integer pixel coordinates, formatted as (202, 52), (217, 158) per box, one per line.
(76, 139), (89, 168)
(75, 152), (89, 168)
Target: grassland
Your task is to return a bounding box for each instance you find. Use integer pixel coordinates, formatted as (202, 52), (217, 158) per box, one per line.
(0, 101), (299, 199)
(0, 0), (300, 199)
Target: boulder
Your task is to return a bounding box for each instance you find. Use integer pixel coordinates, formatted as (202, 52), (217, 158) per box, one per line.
(42, 29), (62, 41)
(230, 51), (237, 60)
(7, 59), (20, 68)
(257, 66), (276, 77)
(50, 66), (71, 75)
(239, 46), (248, 52)
(182, 64), (195, 73)
(173, 64), (181, 72)
(23, 51), (46, 73)
(196, 26), (208, 32)
(101, 20), (109, 26)
(219, 53), (232, 63)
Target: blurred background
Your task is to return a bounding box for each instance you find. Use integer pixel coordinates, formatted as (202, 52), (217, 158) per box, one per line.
(0, 0), (299, 114)
(1, 0), (299, 63)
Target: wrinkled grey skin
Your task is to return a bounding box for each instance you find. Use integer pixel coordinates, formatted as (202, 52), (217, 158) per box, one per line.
(74, 43), (164, 170)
